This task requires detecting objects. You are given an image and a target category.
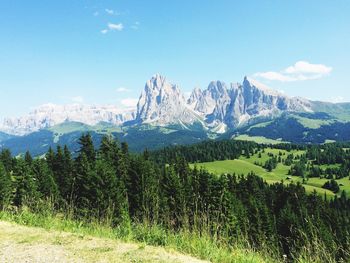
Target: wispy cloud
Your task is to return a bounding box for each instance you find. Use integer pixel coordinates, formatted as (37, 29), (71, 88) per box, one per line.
(101, 23), (124, 34)
(105, 9), (115, 15)
(121, 98), (138, 108)
(93, 11), (99, 17)
(108, 23), (123, 31)
(254, 61), (333, 82)
(116, 87), (130, 93)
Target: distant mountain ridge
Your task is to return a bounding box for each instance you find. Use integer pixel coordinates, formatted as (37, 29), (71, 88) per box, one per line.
(0, 74), (316, 136)
(1, 74), (350, 155)
(0, 104), (135, 136)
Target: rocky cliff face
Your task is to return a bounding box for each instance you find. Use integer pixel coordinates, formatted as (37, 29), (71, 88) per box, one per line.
(186, 76), (312, 131)
(0, 104), (135, 136)
(135, 74), (201, 126)
(0, 74), (313, 136)
(222, 77), (312, 128)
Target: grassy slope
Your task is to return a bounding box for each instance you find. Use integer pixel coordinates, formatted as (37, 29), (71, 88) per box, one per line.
(293, 115), (333, 129)
(0, 220), (207, 263)
(190, 148), (343, 197)
(0, 211), (272, 263)
(234, 135), (288, 145)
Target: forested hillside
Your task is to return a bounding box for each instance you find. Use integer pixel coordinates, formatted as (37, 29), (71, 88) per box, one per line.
(1, 135), (350, 262)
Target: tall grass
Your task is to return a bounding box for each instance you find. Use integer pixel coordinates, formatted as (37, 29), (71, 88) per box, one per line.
(293, 228), (349, 263)
(1, 200), (344, 263)
(0, 204), (275, 263)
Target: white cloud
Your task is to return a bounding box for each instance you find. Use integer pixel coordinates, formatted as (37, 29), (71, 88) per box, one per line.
(105, 9), (114, 15)
(254, 61), (333, 82)
(101, 23), (124, 34)
(71, 96), (84, 103)
(108, 23), (123, 31)
(116, 87), (130, 92)
(285, 61), (332, 75)
(254, 71), (295, 82)
(121, 98), (138, 108)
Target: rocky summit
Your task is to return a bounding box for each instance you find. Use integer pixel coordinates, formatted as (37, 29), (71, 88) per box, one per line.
(0, 74), (339, 136)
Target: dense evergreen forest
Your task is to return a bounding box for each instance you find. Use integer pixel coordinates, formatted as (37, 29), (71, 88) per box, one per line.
(1, 135), (350, 261)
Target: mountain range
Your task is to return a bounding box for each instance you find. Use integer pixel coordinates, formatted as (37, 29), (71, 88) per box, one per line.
(1, 74), (350, 156)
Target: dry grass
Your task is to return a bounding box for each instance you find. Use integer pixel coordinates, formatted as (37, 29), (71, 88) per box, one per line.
(0, 221), (209, 263)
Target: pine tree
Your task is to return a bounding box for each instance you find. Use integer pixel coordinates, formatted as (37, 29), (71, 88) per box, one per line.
(99, 135), (115, 161)
(46, 147), (55, 171)
(13, 159), (39, 207)
(52, 146), (64, 195)
(0, 149), (13, 172)
(0, 162), (12, 209)
(121, 142), (129, 156)
(74, 153), (98, 214)
(32, 159), (58, 200)
(127, 156), (143, 219)
(95, 159), (118, 219)
(98, 136), (131, 225)
(163, 165), (184, 228)
(62, 145), (75, 201)
(24, 151), (33, 165)
(140, 160), (160, 223)
(78, 134), (96, 163)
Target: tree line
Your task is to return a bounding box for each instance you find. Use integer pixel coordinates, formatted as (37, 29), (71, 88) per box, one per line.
(0, 135), (350, 261)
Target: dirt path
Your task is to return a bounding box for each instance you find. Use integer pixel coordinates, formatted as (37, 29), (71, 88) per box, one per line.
(0, 221), (209, 263)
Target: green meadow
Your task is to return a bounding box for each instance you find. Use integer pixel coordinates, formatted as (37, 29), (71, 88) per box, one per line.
(190, 147), (350, 198)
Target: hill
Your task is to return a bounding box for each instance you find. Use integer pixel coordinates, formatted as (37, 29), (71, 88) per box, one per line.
(189, 149), (341, 198)
(234, 112), (350, 144)
(0, 122), (210, 156)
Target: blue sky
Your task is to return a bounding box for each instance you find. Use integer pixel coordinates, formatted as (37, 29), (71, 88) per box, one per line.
(0, 0), (349, 118)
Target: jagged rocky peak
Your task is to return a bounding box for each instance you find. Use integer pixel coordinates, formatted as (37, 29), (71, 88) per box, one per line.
(135, 74), (199, 125)
(207, 81), (229, 98)
(235, 76), (312, 116)
(143, 74), (183, 96)
(188, 80), (231, 116)
(0, 74), (317, 137)
(187, 87), (203, 105)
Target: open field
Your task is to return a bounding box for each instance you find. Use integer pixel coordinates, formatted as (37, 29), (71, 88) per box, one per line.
(234, 135), (288, 145)
(190, 148), (350, 197)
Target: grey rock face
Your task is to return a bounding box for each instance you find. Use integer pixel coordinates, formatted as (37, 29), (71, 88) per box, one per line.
(135, 74), (201, 126)
(0, 74), (314, 136)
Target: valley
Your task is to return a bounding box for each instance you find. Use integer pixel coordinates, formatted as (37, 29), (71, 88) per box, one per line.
(2, 1), (349, 262)
(1, 128), (350, 262)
